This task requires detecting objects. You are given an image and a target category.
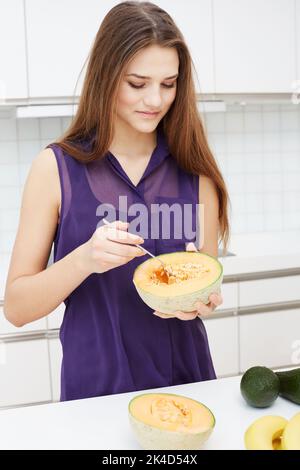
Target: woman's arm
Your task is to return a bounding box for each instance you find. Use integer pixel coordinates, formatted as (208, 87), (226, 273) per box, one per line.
(197, 174), (219, 258)
(4, 148), (144, 327)
(3, 148), (90, 327)
(185, 175), (219, 257)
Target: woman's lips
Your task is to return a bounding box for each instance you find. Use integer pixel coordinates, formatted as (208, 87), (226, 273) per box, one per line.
(136, 111), (160, 118)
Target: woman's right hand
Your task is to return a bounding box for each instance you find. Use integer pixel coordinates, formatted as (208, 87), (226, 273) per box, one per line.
(76, 220), (145, 275)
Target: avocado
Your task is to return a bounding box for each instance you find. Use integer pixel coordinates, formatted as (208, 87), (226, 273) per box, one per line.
(240, 366), (280, 408)
(275, 368), (300, 405)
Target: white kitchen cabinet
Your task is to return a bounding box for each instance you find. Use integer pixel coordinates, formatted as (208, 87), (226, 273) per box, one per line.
(47, 303), (65, 330)
(25, 0), (120, 98)
(217, 282), (238, 312)
(295, 0), (300, 85)
(213, 0), (296, 93)
(0, 307), (47, 335)
(239, 275), (300, 307)
(156, 0), (215, 93)
(25, 0), (214, 98)
(48, 337), (62, 402)
(203, 316), (239, 377)
(21, 0), (299, 99)
(239, 308), (300, 372)
(0, 338), (51, 407)
(0, 0), (27, 99)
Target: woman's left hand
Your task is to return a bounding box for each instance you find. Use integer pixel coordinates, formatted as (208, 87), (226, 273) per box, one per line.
(153, 292), (223, 320)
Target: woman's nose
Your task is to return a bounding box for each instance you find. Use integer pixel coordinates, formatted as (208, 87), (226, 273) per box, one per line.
(143, 86), (163, 108)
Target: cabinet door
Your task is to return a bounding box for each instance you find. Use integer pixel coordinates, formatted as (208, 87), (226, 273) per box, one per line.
(217, 282), (238, 313)
(0, 0), (27, 99)
(48, 337), (62, 402)
(239, 308), (300, 371)
(202, 316), (239, 377)
(0, 338), (51, 407)
(214, 0), (296, 93)
(0, 307), (47, 335)
(239, 275), (300, 307)
(156, 0), (214, 93)
(25, 0), (120, 98)
(296, 0), (300, 85)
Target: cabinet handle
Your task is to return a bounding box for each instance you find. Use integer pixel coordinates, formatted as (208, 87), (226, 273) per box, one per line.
(238, 300), (300, 316)
(0, 331), (47, 343)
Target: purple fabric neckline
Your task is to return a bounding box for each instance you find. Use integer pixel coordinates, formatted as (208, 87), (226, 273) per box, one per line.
(105, 125), (170, 188)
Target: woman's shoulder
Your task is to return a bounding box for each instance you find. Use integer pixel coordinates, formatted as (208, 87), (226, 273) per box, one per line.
(29, 147), (61, 217)
(34, 146), (57, 164)
(32, 147), (60, 184)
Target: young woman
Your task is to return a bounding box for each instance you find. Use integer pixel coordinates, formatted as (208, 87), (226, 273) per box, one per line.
(4, 1), (230, 401)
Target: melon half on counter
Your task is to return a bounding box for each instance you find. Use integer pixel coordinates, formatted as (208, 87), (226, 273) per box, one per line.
(133, 251), (223, 314)
(128, 393), (215, 450)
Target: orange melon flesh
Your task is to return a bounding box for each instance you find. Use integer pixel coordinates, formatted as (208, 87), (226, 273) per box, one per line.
(128, 393), (215, 450)
(133, 251), (223, 314)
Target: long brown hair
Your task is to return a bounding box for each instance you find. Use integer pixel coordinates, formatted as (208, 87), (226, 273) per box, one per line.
(54, 0), (231, 256)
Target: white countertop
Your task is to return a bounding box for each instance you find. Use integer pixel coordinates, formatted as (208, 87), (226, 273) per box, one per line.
(219, 230), (300, 276)
(1, 230), (300, 300)
(0, 374), (298, 450)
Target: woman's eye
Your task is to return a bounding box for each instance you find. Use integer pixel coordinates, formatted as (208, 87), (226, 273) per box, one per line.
(128, 82), (175, 89)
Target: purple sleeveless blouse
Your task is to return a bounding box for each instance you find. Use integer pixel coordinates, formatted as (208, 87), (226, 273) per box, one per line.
(46, 124), (216, 401)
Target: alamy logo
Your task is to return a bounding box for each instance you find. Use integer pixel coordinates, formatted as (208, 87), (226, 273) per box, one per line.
(95, 195), (203, 248)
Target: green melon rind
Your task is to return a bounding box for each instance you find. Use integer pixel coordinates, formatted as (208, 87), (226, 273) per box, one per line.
(129, 413), (214, 450)
(135, 277), (222, 314)
(133, 252), (223, 314)
(128, 393), (215, 450)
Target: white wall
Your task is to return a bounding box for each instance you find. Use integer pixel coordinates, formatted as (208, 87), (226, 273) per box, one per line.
(205, 103), (300, 232)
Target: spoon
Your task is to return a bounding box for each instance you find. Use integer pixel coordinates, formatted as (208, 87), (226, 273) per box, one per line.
(101, 218), (174, 280)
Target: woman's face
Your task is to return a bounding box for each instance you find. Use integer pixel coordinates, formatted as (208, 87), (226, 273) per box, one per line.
(115, 45), (179, 133)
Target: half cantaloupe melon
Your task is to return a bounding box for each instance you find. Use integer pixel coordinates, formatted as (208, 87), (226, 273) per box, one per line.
(128, 393), (215, 450)
(133, 251), (223, 314)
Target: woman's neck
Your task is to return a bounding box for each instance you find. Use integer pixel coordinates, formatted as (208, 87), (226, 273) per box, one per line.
(109, 125), (157, 159)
